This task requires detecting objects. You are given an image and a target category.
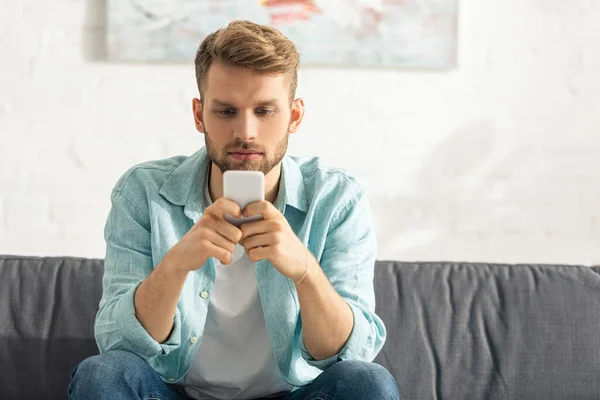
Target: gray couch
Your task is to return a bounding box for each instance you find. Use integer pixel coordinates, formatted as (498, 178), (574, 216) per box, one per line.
(2, 255), (600, 400)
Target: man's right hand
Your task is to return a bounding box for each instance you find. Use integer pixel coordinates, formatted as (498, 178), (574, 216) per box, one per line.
(162, 197), (243, 272)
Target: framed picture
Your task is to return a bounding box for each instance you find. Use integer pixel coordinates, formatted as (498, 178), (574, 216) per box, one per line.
(107, 0), (457, 69)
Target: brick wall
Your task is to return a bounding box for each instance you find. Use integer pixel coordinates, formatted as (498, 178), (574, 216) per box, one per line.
(0, 0), (598, 264)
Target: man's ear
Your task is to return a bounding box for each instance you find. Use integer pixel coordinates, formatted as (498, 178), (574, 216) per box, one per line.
(192, 98), (205, 133)
(289, 98), (305, 134)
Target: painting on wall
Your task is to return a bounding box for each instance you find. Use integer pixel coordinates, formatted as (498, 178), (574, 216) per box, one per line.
(107, 0), (457, 69)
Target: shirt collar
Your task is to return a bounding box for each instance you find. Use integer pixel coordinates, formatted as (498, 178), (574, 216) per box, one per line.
(159, 147), (308, 223)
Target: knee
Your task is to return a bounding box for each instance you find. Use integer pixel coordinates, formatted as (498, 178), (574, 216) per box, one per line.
(69, 350), (148, 391)
(330, 360), (399, 399)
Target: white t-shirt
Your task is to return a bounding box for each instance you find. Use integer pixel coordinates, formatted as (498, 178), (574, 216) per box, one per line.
(177, 186), (295, 400)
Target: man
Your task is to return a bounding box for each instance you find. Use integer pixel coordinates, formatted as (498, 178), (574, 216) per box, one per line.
(68, 20), (399, 400)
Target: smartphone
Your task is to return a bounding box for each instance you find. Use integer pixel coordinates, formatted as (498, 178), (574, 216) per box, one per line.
(223, 170), (265, 227)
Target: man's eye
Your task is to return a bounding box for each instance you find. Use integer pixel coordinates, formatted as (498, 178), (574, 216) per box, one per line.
(256, 109), (275, 116)
(217, 109), (235, 116)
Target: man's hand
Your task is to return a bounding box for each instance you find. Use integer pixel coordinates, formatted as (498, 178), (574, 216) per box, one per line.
(239, 201), (310, 282)
(134, 198), (242, 344)
(162, 198), (243, 272)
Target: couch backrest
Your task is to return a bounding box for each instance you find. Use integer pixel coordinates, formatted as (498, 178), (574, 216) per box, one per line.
(2, 256), (600, 399)
(373, 260), (600, 400)
(0, 256), (103, 399)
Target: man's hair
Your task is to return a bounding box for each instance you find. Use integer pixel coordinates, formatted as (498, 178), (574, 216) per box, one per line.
(194, 20), (300, 103)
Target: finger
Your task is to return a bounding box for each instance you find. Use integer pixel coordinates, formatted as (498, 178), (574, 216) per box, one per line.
(198, 213), (242, 244)
(240, 219), (272, 240)
(243, 200), (280, 220)
(213, 219), (243, 244)
(247, 245), (270, 263)
(242, 232), (276, 251)
(208, 197), (243, 220)
(203, 228), (237, 254)
(202, 239), (234, 265)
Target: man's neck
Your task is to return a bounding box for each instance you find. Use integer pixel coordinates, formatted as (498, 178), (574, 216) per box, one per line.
(208, 162), (282, 205)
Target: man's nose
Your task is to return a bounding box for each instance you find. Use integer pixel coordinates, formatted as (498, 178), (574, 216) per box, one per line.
(233, 112), (259, 141)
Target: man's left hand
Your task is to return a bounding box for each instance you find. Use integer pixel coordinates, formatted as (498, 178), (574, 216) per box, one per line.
(239, 201), (309, 282)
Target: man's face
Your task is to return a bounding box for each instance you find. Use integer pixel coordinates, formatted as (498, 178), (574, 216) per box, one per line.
(193, 60), (304, 175)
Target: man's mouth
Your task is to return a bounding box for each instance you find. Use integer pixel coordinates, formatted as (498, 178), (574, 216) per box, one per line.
(229, 151), (262, 161)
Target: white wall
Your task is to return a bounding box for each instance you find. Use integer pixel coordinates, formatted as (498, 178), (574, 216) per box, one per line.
(1, 0), (599, 264)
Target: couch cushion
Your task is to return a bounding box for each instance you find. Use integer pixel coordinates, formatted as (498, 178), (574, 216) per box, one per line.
(0, 255), (103, 400)
(373, 261), (600, 400)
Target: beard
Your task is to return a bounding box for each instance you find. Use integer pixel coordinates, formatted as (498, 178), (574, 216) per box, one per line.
(205, 130), (289, 175)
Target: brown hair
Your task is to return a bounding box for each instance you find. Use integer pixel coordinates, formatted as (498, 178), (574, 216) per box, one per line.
(194, 20), (300, 103)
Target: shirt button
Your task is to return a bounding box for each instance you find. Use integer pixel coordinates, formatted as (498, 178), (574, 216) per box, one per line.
(191, 336), (198, 344)
(200, 291), (209, 299)
(168, 378), (175, 382)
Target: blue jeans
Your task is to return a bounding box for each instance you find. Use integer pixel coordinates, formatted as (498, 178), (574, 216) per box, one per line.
(68, 350), (400, 400)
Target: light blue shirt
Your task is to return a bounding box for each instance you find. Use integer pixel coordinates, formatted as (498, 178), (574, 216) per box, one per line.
(95, 146), (386, 387)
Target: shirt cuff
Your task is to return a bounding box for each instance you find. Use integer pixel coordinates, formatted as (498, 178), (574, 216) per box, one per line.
(117, 283), (182, 360)
(300, 302), (371, 370)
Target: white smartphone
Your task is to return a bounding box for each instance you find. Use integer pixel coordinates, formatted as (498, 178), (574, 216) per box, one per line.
(223, 170), (265, 227)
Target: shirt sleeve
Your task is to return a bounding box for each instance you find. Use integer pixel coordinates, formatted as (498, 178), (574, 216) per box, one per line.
(299, 186), (386, 370)
(94, 189), (182, 361)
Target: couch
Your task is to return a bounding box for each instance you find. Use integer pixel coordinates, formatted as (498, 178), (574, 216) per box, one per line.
(1, 255), (600, 399)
